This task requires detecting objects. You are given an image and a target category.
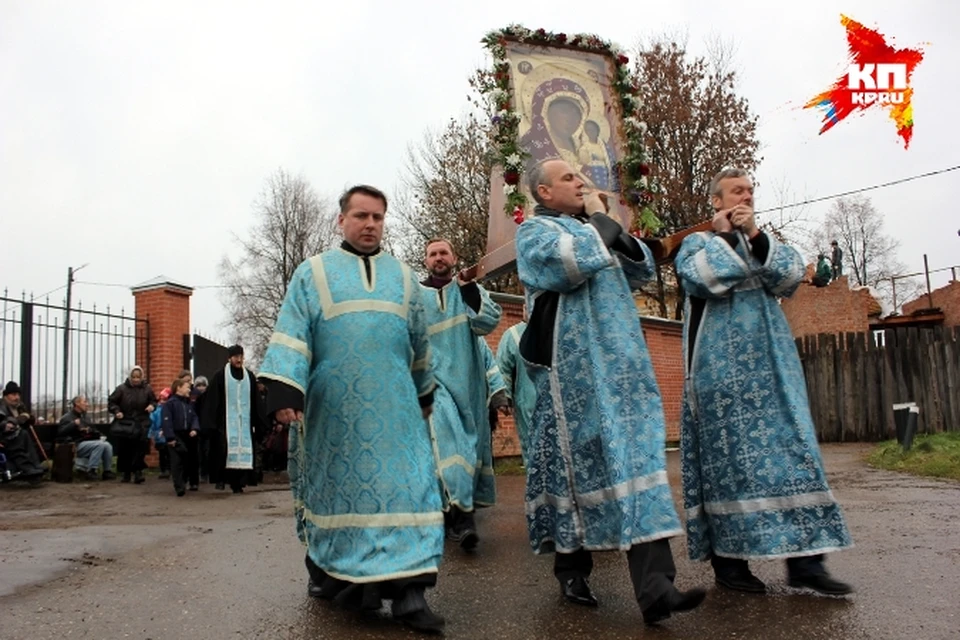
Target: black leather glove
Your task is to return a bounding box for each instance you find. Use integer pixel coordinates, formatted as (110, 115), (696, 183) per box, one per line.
(587, 213), (623, 248)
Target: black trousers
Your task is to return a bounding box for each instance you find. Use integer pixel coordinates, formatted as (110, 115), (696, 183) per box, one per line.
(554, 539), (678, 611)
(157, 445), (171, 472)
(711, 553), (826, 579)
(114, 438), (146, 473)
(305, 553), (435, 607)
(1, 428), (45, 476)
(169, 435), (199, 492)
(198, 434), (211, 478)
(208, 430), (256, 489)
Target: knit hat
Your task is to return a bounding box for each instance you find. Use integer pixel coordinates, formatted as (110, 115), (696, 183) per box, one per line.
(3, 381), (20, 396)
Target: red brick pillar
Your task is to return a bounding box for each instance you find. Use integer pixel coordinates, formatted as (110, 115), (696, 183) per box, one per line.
(131, 279), (193, 468)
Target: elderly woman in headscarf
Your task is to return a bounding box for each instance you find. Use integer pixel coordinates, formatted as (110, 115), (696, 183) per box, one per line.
(107, 366), (157, 483)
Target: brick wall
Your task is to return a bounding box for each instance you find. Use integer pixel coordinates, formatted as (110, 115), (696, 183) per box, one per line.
(902, 280), (960, 327)
(132, 281), (194, 467)
(639, 316), (684, 442)
(484, 296), (526, 458)
(484, 293), (684, 459)
(780, 275), (881, 338)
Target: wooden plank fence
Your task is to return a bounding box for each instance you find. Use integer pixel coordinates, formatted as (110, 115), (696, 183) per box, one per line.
(795, 325), (960, 442)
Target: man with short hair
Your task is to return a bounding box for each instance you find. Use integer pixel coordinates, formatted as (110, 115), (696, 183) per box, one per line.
(202, 345), (264, 493)
(58, 395), (115, 480)
(675, 167), (854, 597)
(0, 381), (45, 483)
(516, 159), (705, 626)
(420, 237), (502, 550)
(830, 240), (843, 280)
(259, 184), (446, 634)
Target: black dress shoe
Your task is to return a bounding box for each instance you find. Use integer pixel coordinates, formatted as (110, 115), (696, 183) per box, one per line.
(458, 526), (478, 550)
(715, 569), (767, 593)
(642, 587), (707, 625)
(133, 471), (145, 484)
(560, 576), (598, 607)
(392, 588), (445, 634)
(307, 579), (325, 598)
(788, 573), (855, 595)
(395, 606), (446, 634)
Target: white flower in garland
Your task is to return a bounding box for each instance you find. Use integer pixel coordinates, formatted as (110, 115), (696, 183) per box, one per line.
(506, 153), (522, 167)
(625, 116), (643, 130)
(504, 184), (516, 195)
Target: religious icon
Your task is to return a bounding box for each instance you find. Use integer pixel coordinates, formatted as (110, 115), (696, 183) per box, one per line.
(507, 41), (626, 221)
(478, 31), (644, 280)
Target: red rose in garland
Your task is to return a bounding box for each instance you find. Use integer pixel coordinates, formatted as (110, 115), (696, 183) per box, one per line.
(513, 206), (525, 224)
(504, 170), (520, 186)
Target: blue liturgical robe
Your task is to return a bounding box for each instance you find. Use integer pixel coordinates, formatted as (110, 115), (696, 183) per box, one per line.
(675, 231), (853, 561)
(495, 321), (536, 465)
(258, 247), (443, 583)
(515, 209), (683, 554)
(421, 279), (502, 512)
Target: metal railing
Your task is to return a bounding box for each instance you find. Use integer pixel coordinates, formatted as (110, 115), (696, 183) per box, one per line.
(0, 291), (149, 422)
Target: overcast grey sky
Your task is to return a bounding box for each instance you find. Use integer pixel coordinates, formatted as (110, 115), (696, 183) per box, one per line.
(1, 0), (956, 343)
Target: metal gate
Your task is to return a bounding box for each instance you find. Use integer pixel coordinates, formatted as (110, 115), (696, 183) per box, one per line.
(0, 293), (149, 421)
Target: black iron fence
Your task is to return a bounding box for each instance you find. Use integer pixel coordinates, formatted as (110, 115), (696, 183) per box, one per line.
(0, 291), (149, 422)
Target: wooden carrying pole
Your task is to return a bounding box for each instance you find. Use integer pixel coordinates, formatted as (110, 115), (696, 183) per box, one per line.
(466, 218), (712, 283)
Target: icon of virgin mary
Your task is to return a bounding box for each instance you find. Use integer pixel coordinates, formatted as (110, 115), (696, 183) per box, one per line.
(518, 76), (618, 192)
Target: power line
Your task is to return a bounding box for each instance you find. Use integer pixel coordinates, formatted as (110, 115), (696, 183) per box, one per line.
(75, 280), (265, 290)
(69, 163), (960, 290)
(33, 283), (68, 300)
(756, 164), (960, 214)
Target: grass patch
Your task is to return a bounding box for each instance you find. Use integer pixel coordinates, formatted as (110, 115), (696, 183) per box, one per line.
(493, 456), (526, 476)
(867, 432), (960, 481)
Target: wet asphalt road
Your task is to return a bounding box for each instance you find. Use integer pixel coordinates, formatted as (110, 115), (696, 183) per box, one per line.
(1, 445), (958, 639)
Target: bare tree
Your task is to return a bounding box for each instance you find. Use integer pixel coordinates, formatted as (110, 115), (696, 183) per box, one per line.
(633, 37), (762, 235)
(631, 36), (762, 318)
(218, 169), (339, 363)
(392, 112), (521, 292)
(811, 195), (917, 311)
(761, 175), (812, 246)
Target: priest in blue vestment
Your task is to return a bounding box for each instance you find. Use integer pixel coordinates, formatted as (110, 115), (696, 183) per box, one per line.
(258, 184), (445, 634)
(516, 159), (706, 626)
(420, 238), (502, 551)
(495, 312), (536, 466)
(676, 167), (854, 597)
(202, 345), (263, 493)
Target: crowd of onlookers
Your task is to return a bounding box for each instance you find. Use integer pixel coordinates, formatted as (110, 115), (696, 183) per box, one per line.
(1, 365), (290, 494)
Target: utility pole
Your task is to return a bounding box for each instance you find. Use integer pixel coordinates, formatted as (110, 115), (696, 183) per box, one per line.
(61, 264), (88, 414)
